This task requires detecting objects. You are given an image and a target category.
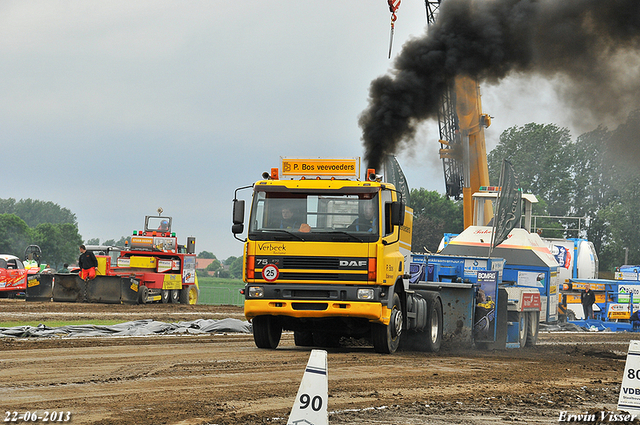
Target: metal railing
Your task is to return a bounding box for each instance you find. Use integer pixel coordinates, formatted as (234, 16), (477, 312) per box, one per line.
(531, 215), (587, 236)
(198, 287), (244, 306)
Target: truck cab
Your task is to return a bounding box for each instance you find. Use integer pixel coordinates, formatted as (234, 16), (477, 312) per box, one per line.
(233, 158), (411, 353)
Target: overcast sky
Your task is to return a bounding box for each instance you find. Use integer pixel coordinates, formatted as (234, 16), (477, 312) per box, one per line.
(1, 1), (586, 260)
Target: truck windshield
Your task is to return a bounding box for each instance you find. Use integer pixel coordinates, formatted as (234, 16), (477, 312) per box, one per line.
(145, 216), (172, 233)
(248, 188), (380, 242)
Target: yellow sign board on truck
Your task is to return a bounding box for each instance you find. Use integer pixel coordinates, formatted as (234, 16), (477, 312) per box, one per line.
(281, 157), (360, 179)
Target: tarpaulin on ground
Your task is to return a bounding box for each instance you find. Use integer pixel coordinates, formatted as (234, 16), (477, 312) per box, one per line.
(0, 318), (252, 338)
(540, 322), (613, 332)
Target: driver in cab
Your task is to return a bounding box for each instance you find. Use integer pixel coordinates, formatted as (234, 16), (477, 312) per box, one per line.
(278, 206), (299, 230)
(348, 202), (377, 232)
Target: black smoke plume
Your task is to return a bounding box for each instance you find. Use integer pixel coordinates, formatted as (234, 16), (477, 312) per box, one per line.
(359, 0), (640, 170)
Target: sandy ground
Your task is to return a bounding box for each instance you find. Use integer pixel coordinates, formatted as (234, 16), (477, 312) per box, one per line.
(0, 299), (638, 425)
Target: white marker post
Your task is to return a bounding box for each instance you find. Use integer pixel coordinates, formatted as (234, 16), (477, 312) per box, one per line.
(287, 349), (328, 425)
(618, 340), (640, 415)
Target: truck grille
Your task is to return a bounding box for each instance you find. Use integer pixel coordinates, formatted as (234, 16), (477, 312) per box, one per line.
(292, 303), (328, 311)
(256, 255), (368, 283)
(282, 257), (339, 269)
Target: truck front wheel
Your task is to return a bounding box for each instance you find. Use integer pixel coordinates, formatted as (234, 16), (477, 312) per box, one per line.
(372, 293), (402, 354)
(252, 316), (282, 349)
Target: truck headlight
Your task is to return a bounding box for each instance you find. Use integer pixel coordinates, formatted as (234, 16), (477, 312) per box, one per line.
(248, 286), (264, 298)
(357, 288), (375, 300)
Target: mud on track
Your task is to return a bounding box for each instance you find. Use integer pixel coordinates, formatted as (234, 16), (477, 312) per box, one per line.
(0, 299), (636, 424)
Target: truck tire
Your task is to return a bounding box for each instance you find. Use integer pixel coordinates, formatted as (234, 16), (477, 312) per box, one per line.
(139, 285), (149, 304)
(161, 290), (170, 304)
(526, 311), (539, 346)
(294, 331), (314, 347)
(508, 312), (528, 348)
(372, 292), (402, 354)
(252, 316), (282, 349)
(179, 285), (199, 305)
(170, 289), (180, 303)
(424, 293), (443, 352)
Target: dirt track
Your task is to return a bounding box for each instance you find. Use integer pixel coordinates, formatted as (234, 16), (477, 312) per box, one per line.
(0, 299), (637, 424)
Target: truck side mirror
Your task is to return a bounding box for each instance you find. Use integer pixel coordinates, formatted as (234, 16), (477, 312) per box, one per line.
(232, 200), (245, 235)
(390, 202), (405, 226)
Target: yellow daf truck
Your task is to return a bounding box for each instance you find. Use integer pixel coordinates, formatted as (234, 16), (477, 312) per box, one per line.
(231, 157), (435, 354)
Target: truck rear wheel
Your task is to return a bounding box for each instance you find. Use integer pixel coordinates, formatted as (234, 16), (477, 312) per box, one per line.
(509, 312), (528, 347)
(526, 311), (539, 346)
(161, 290), (170, 303)
(372, 293), (402, 354)
(252, 316), (282, 349)
(170, 289), (180, 303)
(424, 293), (443, 352)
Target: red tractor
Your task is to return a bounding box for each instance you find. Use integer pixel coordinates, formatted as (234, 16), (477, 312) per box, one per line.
(31, 214), (200, 304)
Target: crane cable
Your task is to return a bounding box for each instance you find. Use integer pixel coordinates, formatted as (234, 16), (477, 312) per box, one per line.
(387, 0), (401, 58)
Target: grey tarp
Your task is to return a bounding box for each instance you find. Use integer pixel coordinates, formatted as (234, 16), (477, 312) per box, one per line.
(0, 318), (251, 338)
(539, 322), (614, 332)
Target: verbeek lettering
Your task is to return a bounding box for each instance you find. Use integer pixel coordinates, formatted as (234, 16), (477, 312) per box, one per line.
(258, 243), (286, 253)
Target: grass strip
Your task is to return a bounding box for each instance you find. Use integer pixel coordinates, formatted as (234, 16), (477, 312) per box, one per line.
(0, 319), (127, 328)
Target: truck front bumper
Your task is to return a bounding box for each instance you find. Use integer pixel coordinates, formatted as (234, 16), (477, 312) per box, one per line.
(244, 298), (389, 324)
(243, 282), (393, 324)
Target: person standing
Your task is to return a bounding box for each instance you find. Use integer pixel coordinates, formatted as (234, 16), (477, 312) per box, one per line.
(78, 245), (98, 281)
(581, 284), (596, 320)
(58, 263), (70, 273)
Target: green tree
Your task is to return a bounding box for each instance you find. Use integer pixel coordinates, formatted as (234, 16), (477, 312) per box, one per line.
(224, 256), (238, 266)
(206, 259), (222, 275)
(0, 214), (31, 257)
(569, 126), (617, 255)
(229, 257), (243, 279)
(488, 123), (574, 217)
(596, 176), (640, 270)
(409, 188), (463, 252)
(32, 223), (83, 268)
(592, 111), (640, 270)
(0, 198), (77, 227)
(485, 113), (640, 271)
(114, 236), (131, 247)
(86, 238), (100, 245)
(198, 251), (216, 259)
